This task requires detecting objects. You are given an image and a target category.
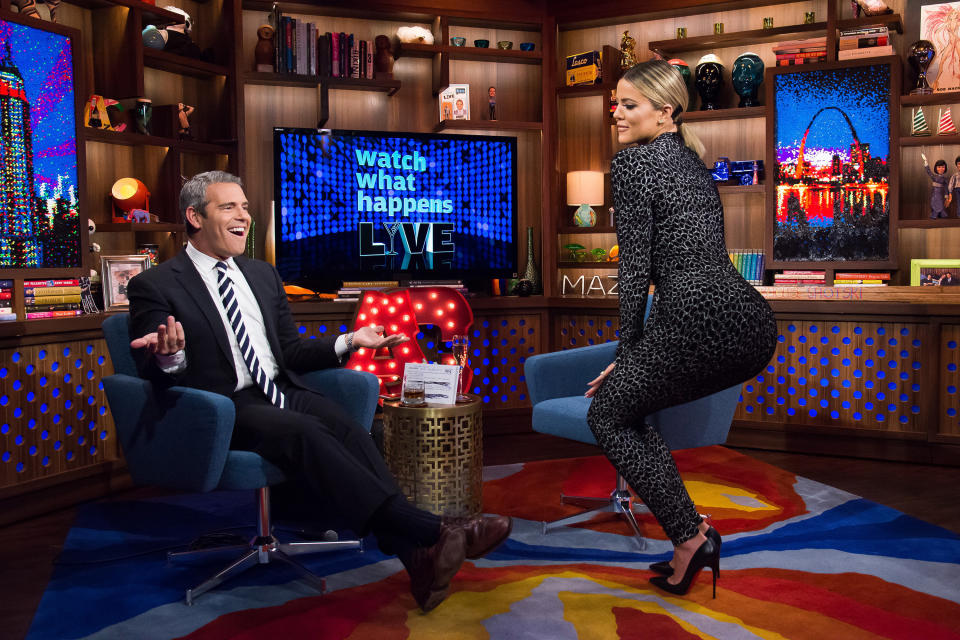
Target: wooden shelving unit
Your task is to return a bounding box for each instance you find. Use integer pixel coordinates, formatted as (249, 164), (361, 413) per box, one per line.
(433, 120), (543, 132)
(142, 49), (230, 78)
(243, 71), (321, 87)
(649, 22), (827, 56)
(684, 106), (767, 122)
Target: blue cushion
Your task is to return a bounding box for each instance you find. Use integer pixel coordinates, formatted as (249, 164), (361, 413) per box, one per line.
(532, 397), (597, 445)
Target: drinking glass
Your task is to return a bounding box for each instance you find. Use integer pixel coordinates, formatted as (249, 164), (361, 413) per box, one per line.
(452, 334), (471, 402)
(400, 376), (426, 407)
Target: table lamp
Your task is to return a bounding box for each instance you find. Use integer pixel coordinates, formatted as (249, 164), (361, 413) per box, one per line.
(111, 178), (151, 223)
(566, 171), (604, 227)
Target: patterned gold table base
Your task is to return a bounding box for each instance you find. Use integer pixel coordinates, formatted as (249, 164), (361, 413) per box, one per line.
(381, 396), (483, 517)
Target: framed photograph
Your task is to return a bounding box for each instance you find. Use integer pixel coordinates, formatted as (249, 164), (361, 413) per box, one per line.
(910, 258), (960, 285)
(0, 14), (85, 271)
(765, 58), (899, 269)
(101, 255), (151, 310)
(906, 1), (960, 93)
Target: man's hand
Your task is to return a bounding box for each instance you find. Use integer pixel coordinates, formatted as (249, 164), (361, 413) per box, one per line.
(130, 315), (185, 356)
(353, 325), (408, 350)
(585, 362), (616, 398)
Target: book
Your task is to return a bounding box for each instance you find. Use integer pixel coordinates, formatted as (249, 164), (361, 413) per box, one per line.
(834, 272), (891, 279)
(838, 35), (889, 50)
(0, 313), (17, 322)
(24, 295), (82, 305)
(0, 279), (13, 288)
(20, 302), (81, 311)
(331, 31), (340, 77)
(439, 84), (470, 121)
(365, 39), (374, 78)
(0, 291), (9, 300)
(23, 278), (79, 287)
(838, 26), (889, 37)
(22, 286), (81, 295)
(25, 310), (83, 319)
(777, 56), (827, 66)
(838, 45), (894, 60)
(833, 279), (885, 284)
(342, 280), (400, 287)
(775, 51), (828, 60)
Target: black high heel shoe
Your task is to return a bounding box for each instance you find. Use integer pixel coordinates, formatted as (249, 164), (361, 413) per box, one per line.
(649, 537), (720, 598)
(650, 527), (721, 576)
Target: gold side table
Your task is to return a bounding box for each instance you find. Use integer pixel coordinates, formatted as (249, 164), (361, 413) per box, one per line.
(381, 395), (483, 517)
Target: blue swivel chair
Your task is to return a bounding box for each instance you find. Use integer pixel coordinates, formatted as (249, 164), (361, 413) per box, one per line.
(102, 313), (380, 605)
(523, 298), (742, 550)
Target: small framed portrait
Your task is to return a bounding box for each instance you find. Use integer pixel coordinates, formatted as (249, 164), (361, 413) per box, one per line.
(101, 255), (152, 310)
(910, 258), (960, 286)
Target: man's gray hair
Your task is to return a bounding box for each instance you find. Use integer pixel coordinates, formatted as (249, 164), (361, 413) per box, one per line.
(180, 171), (244, 235)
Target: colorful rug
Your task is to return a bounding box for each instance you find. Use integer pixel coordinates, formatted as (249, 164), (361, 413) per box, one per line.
(27, 446), (960, 639)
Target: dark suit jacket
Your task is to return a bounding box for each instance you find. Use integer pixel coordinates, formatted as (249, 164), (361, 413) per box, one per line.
(127, 250), (341, 395)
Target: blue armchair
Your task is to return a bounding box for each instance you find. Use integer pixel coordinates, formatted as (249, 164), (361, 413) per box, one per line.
(101, 313), (380, 605)
(523, 300), (741, 550)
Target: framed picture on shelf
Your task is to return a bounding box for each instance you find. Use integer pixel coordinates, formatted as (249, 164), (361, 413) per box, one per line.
(906, 1), (960, 94)
(765, 58), (899, 269)
(910, 258), (960, 285)
(101, 255), (151, 310)
(0, 13), (85, 272)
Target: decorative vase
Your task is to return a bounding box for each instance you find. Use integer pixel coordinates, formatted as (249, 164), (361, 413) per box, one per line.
(135, 98), (152, 135)
(522, 227), (542, 295)
(695, 54), (724, 110)
(732, 52), (764, 108)
(909, 40), (936, 95)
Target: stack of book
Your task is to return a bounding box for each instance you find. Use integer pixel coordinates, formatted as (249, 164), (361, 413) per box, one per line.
(269, 6), (374, 79)
(774, 37), (827, 66)
(23, 278), (83, 319)
(0, 279), (14, 321)
(406, 279), (469, 295)
(728, 249), (765, 285)
(336, 280), (400, 302)
(833, 271), (890, 287)
(772, 269), (826, 286)
(837, 25), (893, 60)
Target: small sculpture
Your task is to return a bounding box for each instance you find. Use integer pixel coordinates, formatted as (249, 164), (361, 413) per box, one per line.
(396, 26), (433, 44)
(374, 35), (395, 79)
(12, 0), (61, 22)
(909, 40), (936, 96)
(667, 59), (696, 110)
(488, 86), (496, 120)
(620, 30), (638, 70)
(695, 53), (725, 110)
(254, 24), (275, 72)
(731, 52), (764, 108)
(922, 153), (950, 218)
(177, 103), (195, 140)
(135, 98), (152, 135)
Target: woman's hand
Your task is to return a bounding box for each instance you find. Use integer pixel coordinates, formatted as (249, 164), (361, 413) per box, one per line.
(921, 152), (929, 167)
(585, 362), (616, 398)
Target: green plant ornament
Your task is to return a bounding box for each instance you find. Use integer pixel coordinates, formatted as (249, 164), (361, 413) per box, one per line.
(563, 242), (586, 261)
(591, 247), (607, 262)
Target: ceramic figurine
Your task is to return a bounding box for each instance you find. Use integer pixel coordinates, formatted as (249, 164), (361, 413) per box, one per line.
(488, 86), (496, 120)
(667, 58), (696, 110)
(732, 52), (764, 108)
(135, 98), (152, 135)
(254, 24), (275, 72)
(695, 53), (724, 110)
(909, 40), (936, 95)
(620, 30), (638, 70)
(922, 153), (950, 219)
(177, 103), (194, 140)
(374, 35), (395, 79)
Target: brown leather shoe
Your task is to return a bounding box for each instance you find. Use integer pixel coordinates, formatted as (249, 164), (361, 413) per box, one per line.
(443, 514), (513, 559)
(401, 525), (466, 613)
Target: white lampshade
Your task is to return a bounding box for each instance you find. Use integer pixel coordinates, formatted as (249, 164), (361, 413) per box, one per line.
(566, 171), (604, 206)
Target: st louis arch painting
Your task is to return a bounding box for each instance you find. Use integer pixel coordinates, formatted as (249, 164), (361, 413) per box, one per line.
(769, 62), (895, 264)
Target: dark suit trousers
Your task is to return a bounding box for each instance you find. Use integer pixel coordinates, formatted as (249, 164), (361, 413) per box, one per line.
(229, 381), (401, 536)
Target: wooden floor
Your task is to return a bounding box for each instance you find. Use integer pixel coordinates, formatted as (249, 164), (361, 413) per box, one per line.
(4, 435), (960, 639)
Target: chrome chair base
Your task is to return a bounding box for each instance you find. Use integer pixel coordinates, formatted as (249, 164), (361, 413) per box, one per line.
(168, 487), (362, 605)
(541, 473), (650, 550)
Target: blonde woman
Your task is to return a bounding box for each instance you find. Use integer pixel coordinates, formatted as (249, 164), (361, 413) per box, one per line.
(585, 60), (777, 597)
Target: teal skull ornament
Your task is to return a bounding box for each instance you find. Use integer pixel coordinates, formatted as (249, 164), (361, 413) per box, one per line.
(732, 52), (764, 108)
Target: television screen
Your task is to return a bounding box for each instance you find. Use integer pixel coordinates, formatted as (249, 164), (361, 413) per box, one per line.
(772, 63), (891, 262)
(273, 128), (517, 288)
(0, 17), (80, 269)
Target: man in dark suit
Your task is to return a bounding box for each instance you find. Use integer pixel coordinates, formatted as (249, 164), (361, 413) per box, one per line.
(127, 171), (511, 612)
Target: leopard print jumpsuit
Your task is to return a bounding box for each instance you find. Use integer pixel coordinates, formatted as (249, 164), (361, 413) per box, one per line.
(587, 132), (777, 546)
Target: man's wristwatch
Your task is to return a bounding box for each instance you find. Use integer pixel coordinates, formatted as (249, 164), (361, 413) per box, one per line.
(345, 331), (356, 352)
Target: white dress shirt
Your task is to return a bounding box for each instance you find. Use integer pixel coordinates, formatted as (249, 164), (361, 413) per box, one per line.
(154, 243), (350, 389)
